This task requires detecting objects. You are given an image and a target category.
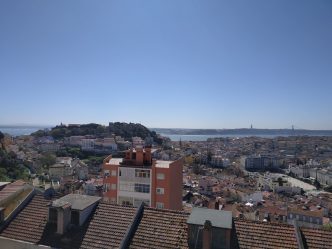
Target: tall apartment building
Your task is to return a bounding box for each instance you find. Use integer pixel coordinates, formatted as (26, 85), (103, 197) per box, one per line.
(102, 147), (183, 210)
(245, 155), (281, 171)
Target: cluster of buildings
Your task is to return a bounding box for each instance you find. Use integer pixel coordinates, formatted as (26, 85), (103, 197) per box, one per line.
(290, 160), (332, 186)
(2, 130), (332, 248)
(0, 182), (331, 248)
(48, 157), (88, 181)
(257, 173), (302, 194)
(69, 135), (119, 152)
(241, 155), (282, 171)
(173, 136), (332, 231)
(69, 135), (150, 152)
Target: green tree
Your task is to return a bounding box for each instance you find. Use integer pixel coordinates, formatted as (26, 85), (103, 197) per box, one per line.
(31, 130), (46, 137)
(50, 128), (66, 139)
(39, 153), (56, 169)
(0, 168), (9, 181)
(192, 164), (201, 175)
(0, 131), (4, 150)
(314, 178), (321, 189)
(323, 223), (332, 231)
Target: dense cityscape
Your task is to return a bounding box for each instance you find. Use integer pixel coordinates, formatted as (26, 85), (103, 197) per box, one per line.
(0, 123), (332, 248)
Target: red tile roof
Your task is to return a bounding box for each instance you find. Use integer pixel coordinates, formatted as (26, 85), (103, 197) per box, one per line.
(80, 203), (136, 249)
(1, 193), (332, 249)
(129, 208), (189, 249)
(0, 194), (49, 243)
(0, 180), (26, 201)
(301, 227), (332, 249)
(234, 219), (299, 249)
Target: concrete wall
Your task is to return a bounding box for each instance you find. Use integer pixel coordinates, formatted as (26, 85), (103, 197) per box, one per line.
(79, 202), (98, 226)
(1, 188), (35, 227)
(169, 158), (183, 210)
(56, 206), (71, 234)
(154, 166), (170, 209)
(102, 163), (119, 201)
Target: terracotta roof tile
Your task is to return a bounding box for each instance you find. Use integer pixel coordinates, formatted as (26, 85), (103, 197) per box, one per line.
(129, 208), (189, 249)
(0, 193), (87, 249)
(0, 180), (26, 201)
(234, 219), (299, 249)
(1, 193), (332, 249)
(80, 203), (136, 249)
(301, 227), (332, 249)
(0, 194), (49, 243)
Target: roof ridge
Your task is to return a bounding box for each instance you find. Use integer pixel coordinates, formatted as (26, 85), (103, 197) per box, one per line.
(144, 206), (190, 215)
(234, 218), (295, 228)
(119, 202), (145, 249)
(300, 226), (332, 232)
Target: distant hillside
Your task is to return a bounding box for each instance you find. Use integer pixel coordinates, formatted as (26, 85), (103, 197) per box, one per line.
(32, 122), (163, 144)
(151, 128), (332, 136)
(108, 122), (159, 141)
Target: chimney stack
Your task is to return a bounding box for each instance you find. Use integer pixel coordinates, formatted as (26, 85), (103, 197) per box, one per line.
(202, 220), (212, 249)
(187, 208), (233, 249)
(56, 204), (71, 235)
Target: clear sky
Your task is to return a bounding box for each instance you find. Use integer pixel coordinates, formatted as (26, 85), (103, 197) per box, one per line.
(1, 0), (331, 129)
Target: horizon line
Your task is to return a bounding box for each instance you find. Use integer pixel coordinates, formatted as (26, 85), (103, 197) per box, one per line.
(1, 123), (332, 131)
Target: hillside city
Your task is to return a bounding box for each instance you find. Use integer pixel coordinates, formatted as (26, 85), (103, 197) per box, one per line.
(0, 123), (332, 248)
(2, 0), (331, 247)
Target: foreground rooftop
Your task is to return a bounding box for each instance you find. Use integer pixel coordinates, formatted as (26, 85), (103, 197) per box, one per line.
(0, 193), (331, 249)
(51, 194), (101, 210)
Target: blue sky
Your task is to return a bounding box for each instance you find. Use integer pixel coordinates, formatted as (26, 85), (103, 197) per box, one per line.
(1, 0), (331, 129)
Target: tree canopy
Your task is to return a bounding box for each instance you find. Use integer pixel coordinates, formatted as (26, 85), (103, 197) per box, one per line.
(32, 122), (163, 144)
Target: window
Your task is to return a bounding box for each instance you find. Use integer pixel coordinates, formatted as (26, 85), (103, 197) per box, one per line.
(119, 182), (134, 192)
(156, 202), (164, 209)
(135, 183), (150, 193)
(111, 170), (117, 176)
(157, 173), (165, 180)
(119, 196), (133, 206)
(135, 169), (150, 178)
(156, 188), (164, 195)
(103, 183), (110, 192)
(111, 184), (117, 190)
(104, 170), (110, 177)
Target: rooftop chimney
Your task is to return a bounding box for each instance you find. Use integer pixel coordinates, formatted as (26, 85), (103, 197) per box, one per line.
(48, 201), (72, 235)
(49, 194), (101, 235)
(187, 208), (232, 249)
(56, 204), (71, 235)
(136, 147), (144, 165)
(202, 220), (212, 249)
